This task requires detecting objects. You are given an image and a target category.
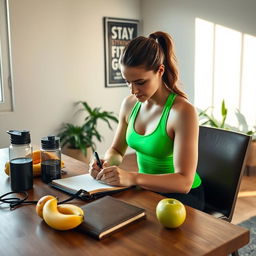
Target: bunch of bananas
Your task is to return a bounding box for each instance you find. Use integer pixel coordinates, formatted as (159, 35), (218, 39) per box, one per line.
(4, 150), (65, 177)
(36, 195), (84, 230)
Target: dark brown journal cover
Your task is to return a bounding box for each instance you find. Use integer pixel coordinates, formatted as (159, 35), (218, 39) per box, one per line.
(77, 196), (146, 239)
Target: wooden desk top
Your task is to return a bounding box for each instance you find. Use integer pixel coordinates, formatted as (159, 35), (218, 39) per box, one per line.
(0, 148), (249, 256)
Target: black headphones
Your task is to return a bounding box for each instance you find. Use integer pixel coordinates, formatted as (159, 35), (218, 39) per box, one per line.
(0, 189), (91, 210)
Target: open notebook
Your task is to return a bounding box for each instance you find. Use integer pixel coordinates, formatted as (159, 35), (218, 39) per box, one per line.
(50, 174), (130, 199)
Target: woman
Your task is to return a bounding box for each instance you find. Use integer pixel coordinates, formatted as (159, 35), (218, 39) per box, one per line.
(89, 31), (205, 210)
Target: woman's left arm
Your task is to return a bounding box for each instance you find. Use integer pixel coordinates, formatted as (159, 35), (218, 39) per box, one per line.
(96, 101), (199, 193)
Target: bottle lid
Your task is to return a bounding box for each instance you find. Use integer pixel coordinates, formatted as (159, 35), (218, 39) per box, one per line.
(7, 130), (31, 145)
(41, 135), (60, 150)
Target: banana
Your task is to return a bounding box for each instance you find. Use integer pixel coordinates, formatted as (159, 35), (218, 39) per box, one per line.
(43, 198), (84, 231)
(4, 159), (65, 177)
(36, 195), (56, 218)
(57, 204), (84, 216)
(4, 162), (10, 176)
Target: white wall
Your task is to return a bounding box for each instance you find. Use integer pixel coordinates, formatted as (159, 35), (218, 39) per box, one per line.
(141, 0), (256, 102)
(0, 0), (140, 155)
(2, 0), (256, 153)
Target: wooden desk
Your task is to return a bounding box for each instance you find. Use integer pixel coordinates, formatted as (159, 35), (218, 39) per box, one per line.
(0, 148), (249, 256)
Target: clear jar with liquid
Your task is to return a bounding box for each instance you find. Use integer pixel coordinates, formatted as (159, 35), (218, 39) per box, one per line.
(41, 135), (61, 183)
(7, 130), (33, 191)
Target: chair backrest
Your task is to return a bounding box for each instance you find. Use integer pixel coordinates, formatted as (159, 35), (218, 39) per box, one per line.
(197, 126), (251, 222)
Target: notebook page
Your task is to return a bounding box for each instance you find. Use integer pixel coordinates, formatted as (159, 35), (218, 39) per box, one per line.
(52, 174), (118, 192)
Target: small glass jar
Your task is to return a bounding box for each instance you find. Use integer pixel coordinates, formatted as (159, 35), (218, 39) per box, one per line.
(7, 130), (33, 191)
(41, 135), (61, 183)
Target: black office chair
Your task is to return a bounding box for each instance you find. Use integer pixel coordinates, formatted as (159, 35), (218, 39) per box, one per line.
(197, 126), (251, 256)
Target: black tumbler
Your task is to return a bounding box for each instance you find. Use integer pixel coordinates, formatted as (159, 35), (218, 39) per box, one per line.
(41, 135), (61, 183)
(7, 130), (33, 191)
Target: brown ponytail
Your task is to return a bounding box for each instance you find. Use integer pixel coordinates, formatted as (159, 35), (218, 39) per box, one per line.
(121, 31), (187, 99)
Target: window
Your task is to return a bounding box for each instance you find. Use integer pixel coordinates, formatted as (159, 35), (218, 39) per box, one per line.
(0, 0), (13, 112)
(194, 18), (256, 130)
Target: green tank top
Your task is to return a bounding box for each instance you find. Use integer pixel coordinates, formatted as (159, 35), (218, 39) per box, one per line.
(126, 93), (201, 189)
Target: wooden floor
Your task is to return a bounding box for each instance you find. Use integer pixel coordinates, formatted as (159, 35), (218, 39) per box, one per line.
(233, 174), (256, 224)
(121, 153), (256, 225)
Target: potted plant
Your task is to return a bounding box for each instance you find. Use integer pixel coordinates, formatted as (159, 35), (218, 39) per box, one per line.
(58, 101), (118, 163)
(198, 100), (256, 172)
(198, 100), (229, 129)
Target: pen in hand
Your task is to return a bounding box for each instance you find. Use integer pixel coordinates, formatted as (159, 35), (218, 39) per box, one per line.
(94, 151), (103, 169)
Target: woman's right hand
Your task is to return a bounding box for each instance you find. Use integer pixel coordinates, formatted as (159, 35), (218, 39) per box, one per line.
(88, 158), (109, 179)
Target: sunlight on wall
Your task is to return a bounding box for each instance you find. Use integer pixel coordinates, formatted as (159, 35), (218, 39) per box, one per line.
(214, 25), (241, 121)
(241, 34), (256, 127)
(0, 69), (2, 101)
(194, 17), (256, 129)
(0, 83), (2, 102)
(194, 18), (214, 111)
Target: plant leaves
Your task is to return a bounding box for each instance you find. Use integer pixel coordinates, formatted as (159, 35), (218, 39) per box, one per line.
(57, 101), (118, 154)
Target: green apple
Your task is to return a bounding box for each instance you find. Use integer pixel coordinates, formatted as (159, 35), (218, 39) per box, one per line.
(156, 198), (186, 228)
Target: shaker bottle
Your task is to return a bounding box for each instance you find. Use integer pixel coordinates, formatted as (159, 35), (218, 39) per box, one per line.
(41, 135), (61, 183)
(7, 130), (33, 191)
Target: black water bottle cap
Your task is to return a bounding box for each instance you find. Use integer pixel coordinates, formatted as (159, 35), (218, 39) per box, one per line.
(7, 130), (31, 144)
(41, 135), (60, 149)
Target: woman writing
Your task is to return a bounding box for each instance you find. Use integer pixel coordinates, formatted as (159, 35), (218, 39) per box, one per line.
(89, 31), (205, 210)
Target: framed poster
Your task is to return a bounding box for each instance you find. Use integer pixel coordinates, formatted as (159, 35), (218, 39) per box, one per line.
(104, 17), (139, 88)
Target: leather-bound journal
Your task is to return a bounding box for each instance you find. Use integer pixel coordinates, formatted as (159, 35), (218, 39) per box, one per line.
(50, 174), (131, 200)
(77, 196), (146, 239)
